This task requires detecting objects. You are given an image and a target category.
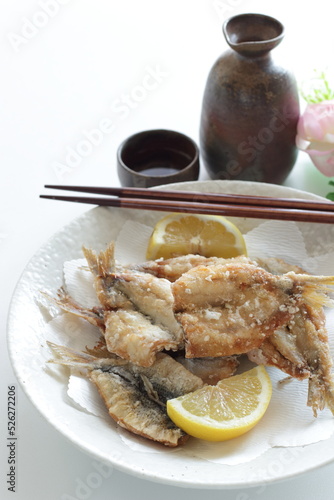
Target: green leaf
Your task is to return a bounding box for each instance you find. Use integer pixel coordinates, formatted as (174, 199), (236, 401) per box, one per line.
(326, 192), (334, 201)
(300, 70), (334, 103)
(328, 180), (334, 186)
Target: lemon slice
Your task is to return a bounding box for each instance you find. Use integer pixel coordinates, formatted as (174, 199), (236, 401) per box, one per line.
(166, 366), (272, 442)
(146, 213), (247, 260)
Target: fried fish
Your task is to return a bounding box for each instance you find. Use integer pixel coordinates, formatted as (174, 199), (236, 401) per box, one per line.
(47, 342), (203, 446)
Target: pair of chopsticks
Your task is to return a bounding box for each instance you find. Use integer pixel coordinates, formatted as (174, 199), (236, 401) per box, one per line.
(40, 185), (334, 224)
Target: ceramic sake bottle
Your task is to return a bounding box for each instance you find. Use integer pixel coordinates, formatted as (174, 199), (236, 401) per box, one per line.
(200, 13), (300, 184)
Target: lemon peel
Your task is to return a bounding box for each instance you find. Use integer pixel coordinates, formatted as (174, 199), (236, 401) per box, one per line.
(166, 366), (272, 442)
(146, 213), (247, 260)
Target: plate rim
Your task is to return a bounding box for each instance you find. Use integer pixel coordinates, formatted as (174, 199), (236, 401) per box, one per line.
(7, 180), (334, 489)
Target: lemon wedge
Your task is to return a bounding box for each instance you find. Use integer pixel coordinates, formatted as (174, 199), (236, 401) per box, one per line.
(166, 366), (272, 442)
(146, 213), (247, 260)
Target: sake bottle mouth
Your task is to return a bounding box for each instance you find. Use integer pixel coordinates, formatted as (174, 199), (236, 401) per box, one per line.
(223, 13), (285, 57)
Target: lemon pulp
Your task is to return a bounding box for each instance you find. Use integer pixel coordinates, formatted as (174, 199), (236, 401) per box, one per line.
(166, 366), (272, 441)
(146, 213), (247, 260)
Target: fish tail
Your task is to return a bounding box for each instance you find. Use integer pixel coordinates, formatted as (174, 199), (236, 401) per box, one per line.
(47, 341), (97, 369)
(99, 242), (115, 275)
(82, 246), (98, 275)
(286, 272), (334, 308)
(47, 341), (126, 369)
(83, 243), (115, 277)
(41, 288), (105, 329)
(286, 271), (334, 286)
(302, 287), (334, 308)
(307, 372), (334, 417)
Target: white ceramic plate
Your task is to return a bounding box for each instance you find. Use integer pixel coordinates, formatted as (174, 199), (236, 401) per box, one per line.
(7, 180), (334, 489)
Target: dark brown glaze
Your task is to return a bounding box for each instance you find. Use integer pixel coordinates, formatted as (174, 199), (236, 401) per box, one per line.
(200, 13), (300, 184)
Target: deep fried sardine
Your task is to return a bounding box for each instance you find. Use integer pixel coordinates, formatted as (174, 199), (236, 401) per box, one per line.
(172, 260), (334, 358)
(47, 342), (203, 446)
(81, 244), (182, 366)
(175, 355), (240, 384)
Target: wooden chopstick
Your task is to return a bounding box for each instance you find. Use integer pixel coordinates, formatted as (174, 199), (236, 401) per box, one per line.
(40, 187), (334, 224)
(43, 184), (334, 212)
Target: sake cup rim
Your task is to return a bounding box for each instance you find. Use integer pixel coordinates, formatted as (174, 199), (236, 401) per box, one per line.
(117, 129), (200, 179)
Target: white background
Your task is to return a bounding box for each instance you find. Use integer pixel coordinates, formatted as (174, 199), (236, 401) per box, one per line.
(2, 0), (334, 499)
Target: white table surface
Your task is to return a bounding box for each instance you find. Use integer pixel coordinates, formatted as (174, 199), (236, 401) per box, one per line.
(2, 1), (334, 498)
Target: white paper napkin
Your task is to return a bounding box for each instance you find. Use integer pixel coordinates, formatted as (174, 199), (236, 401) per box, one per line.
(43, 219), (334, 465)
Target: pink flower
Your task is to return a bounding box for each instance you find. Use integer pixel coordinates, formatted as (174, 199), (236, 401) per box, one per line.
(296, 101), (334, 176)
